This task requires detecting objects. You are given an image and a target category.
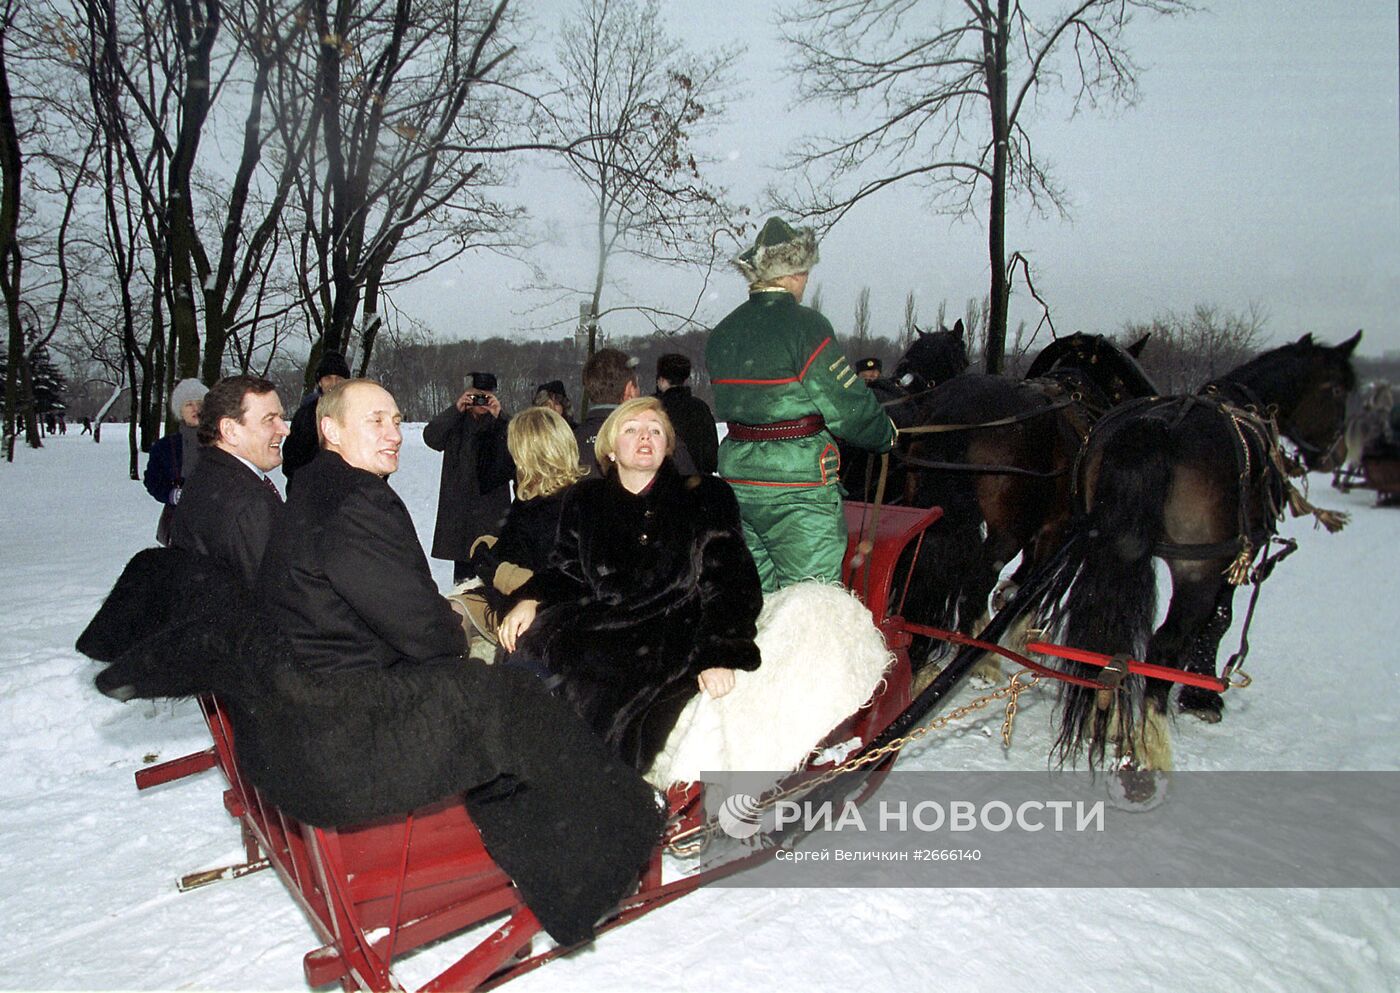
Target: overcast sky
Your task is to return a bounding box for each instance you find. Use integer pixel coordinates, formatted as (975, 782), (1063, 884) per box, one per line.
(393, 2), (1400, 357)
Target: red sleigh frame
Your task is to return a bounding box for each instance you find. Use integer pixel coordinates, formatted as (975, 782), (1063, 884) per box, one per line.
(130, 501), (942, 991)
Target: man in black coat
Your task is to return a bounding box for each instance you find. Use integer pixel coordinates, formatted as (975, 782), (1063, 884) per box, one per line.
(259, 380), (467, 672)
(281, 350), (351, 487)
(169, 375), (288, 587)
(424, 371), (513, 583)
(654, 352), (718, 475)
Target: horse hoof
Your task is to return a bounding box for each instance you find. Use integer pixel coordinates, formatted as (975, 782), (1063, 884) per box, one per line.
(967, 657), (1003, 688)
(1177, 687), (1224, 723)
(1107, 765), (1170, 810)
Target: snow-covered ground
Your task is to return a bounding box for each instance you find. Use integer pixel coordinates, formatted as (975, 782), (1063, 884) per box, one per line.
(1, 429), (1396, 992)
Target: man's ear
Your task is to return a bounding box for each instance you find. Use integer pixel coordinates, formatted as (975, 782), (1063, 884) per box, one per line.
(320, 416), (340, 447)
(623, 379), (640, 401)
(218, 416), (240, 447)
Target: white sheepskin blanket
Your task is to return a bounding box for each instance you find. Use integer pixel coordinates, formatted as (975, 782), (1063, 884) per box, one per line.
(645, 581), (894, 788)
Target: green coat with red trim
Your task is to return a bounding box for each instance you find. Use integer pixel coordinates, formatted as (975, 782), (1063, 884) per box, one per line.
(706, 290), (896, 487)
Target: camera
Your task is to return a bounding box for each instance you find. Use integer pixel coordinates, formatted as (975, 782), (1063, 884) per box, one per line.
(466, 393), (492, 407)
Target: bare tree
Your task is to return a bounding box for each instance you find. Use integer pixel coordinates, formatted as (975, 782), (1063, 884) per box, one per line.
(0, 0), (26, 459)
(900, 289), (917, 348)
(294, 0), (524, 380)
(851, 284), (871, 346)
(540, 0), (741, 352)
(777, 0), (1194, 373)
(1124, 303), (1268, 394)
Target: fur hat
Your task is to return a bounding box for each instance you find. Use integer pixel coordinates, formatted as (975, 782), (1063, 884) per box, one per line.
(856, 357), (881, 374)
(169, 378), (208, 420)
(732, 217), (820, 284)
(469, 371), (498, 392)
(535, 379), (567, 398)
(315, 351), (351, 381)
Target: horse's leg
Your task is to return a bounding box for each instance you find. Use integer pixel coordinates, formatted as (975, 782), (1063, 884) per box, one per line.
(1175, 580), (1236, 722)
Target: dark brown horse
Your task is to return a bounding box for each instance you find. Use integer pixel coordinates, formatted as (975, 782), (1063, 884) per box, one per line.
(839, 321), (971, 503)
(1021, 331), (1360, 774)
(893, 332), (1154, 664)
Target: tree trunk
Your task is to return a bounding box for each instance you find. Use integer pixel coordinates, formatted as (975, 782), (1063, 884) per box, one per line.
(0, 14), (22, 460)
(166, 0), (220, 383)
(983, 0), (1010, 375)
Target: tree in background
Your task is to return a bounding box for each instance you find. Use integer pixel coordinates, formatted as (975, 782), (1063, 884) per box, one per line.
(776, 0), (1193, 374)
(1123, 303), (1267, 394)
(900, 290), (918, 348)
(541, 0), (740, 355)
(851, 285), (871, 348)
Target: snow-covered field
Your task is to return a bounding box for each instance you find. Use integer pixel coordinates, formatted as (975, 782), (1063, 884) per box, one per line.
(1, 429), (1396, 992)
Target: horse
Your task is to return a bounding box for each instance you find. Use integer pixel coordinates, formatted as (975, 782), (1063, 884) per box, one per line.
(1332, 380), (1394, 490)
(1018, 331), (1359, 777)
(838, 320), (971, 502)
(891, 331), (1154, 666)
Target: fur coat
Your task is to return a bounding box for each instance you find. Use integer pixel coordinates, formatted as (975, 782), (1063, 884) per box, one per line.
(511, 459), (762, 770)
(77, 547), (664, 947)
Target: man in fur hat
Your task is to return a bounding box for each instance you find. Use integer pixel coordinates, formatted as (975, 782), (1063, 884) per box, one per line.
(706, 218), (896, 591)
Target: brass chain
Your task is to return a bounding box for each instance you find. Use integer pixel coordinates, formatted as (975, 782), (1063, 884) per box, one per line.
(665, 670), (1042, 857)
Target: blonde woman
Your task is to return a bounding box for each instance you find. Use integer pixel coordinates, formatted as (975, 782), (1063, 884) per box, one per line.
(497, 396), (762, 772)
(468, 406), (589, 599)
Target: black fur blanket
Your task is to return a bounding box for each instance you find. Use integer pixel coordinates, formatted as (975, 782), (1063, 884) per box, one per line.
(77, 547), (665, 947)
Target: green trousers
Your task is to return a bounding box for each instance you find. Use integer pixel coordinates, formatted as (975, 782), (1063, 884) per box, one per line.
(733, 485), (847, 593)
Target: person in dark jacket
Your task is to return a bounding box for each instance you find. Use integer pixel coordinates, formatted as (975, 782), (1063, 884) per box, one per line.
(577, 348), (698, 477)
(531, 379), (577, 429)
(453, 406), (589, 649)
(281, 350), (350, 486)
(468, 405), (588, 597)
(498, 396), (762, 772)
(259, 380), (466, 674)
(574, 349), (639, 477)
(143, 377), (208, 544)
(169, 376), (288, 587)
(654, 352), (718, 475)
(425, 371), (513, 582)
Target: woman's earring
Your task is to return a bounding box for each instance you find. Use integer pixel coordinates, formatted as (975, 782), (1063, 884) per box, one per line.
(608, 454), (616, 462)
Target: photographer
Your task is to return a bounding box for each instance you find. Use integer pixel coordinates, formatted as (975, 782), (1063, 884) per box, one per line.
(425, 371), (514, 583)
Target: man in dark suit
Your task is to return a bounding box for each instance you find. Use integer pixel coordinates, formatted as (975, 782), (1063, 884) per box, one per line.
(259, 379), (466, 673)
(169, 375), (288, 587)
(654, 352), (719, 475)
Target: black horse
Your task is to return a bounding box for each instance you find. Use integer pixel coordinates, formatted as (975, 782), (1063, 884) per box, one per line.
(893, 332), (1154, 664)
(1021, 331), (1360, 774)
(838, 321), (971, 501)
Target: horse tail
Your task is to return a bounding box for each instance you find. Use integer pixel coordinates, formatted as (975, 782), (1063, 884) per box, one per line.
(1041, 415), (1170, 767)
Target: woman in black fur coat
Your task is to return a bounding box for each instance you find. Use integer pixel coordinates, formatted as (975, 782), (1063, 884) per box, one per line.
(499, 397), (763, 771)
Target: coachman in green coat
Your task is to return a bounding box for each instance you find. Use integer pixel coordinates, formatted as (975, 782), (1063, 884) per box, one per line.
(706, 218), (896, 592)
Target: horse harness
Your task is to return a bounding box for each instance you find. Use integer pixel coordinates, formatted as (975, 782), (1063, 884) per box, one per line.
(1075, 386), (1344, 580)
(893, 393), (1078, 479)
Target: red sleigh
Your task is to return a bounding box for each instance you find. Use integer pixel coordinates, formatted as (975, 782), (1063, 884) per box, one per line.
(129, 501), (941, 991)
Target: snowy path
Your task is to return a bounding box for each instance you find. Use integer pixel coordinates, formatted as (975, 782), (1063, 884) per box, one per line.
(1, 432), (1395, 991)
